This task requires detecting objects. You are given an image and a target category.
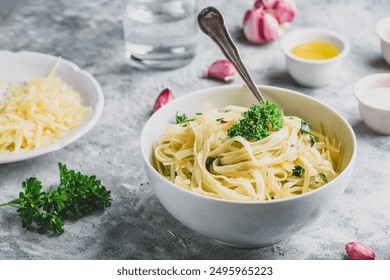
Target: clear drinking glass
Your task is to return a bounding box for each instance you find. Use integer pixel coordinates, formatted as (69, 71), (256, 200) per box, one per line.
(123, 0), (198, 70)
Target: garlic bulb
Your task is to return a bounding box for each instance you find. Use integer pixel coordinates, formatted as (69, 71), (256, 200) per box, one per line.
(243, 0), (297, 44)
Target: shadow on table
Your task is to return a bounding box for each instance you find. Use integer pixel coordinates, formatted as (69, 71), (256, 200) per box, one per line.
(265, 70), (294, 86)
(350, 120), (390, 151)
(231, 27), (252, 46)
(351, 119), (376, 138)
(96, 186), (288, 260)
(368, 56), (390, 71)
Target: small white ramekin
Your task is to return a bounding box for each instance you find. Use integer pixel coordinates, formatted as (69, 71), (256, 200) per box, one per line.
(376, 17), (390, 66)
(280, 28), (350, 87)
(354, 73), (390, 135)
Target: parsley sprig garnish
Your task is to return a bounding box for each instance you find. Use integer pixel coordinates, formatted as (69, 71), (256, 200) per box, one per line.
(227, 100), (283, 141)
(0, 163), (111, 234)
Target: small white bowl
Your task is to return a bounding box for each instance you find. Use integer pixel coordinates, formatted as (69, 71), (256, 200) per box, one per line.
(376, 17), (390, 66)
(0, 51), (104, 164)
(280, 28), (350, 87)
(354, 73), (390, 135)
(141, 85), (357, 248)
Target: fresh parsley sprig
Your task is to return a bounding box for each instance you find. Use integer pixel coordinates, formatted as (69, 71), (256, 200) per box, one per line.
(227, 100), (283, 141)
(0, 163), (111, 234)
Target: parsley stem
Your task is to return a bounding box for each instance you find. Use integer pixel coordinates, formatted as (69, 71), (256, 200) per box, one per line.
(0, 198), (21, 207)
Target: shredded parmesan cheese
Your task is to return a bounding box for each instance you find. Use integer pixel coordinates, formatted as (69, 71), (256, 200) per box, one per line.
(0, 76), (90, 153)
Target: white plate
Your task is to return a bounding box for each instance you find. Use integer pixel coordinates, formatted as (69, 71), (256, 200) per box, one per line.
(0, 50), (104, 164)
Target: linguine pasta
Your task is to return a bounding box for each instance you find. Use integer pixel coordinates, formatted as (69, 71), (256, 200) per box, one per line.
(154, 105), (341, 201)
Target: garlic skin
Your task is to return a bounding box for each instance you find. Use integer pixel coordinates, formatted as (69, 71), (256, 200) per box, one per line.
(262, 13), (280, 41)
(346, 242), (376, 260)
(152, 88), (174, 112)
(243, 9), (266, 44)
(205, 59), (237, 82)
(243, 0), (297, 44)
(254, 0), (277, 10)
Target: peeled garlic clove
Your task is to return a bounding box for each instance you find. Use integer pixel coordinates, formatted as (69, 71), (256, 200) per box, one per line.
(274, 0), (297, 24)
(152, 88), (174, 112)
(262, 12), (280, 41)
(254, 0), (278, 10)
(346, 242), (376, 260)
(243, 9), (266, 44)
(205, 59), (237, 82)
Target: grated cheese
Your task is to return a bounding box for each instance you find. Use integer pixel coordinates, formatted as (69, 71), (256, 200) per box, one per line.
(0, 76), (90, 153)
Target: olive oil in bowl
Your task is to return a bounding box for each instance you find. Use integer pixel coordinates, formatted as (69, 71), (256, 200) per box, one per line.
(291, 41), (340, 60)
(280, 28), (350, 87)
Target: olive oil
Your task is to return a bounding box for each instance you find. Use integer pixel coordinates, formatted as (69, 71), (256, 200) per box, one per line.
(291, 41), (340, 60)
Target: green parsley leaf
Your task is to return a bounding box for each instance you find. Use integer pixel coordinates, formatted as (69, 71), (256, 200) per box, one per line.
(175, 112), (195, 124)
(300, 120), (311, 134)
(58, 163), (111, 218)
(205, 157), (216, 172)
(318, 173), (328, 183)
(292, 165), (305, 177)
(300, 120), (316, 147)
(310, 134), (316, 147)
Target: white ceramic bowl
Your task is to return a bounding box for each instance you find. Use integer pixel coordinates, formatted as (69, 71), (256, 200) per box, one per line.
(141, 85), (357, 248)
(354, 73), (390, 135)
(0, 51), (104, 164)
(376, 17), (390, 66)
(280, 28), (350, 87)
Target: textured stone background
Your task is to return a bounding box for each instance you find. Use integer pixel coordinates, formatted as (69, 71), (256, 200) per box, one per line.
(0, 0), (389, 259)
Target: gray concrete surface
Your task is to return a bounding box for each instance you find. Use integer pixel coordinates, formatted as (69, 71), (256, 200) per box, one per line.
(0, 0), (389, 259)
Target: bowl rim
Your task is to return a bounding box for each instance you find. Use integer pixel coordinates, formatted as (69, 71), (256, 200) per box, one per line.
(141, 84), (357, 205)
(354, 73), (390, 112)
(0, 50), (104, 164)
(376, 17), (390, 44)
(279, 27), (350, 65)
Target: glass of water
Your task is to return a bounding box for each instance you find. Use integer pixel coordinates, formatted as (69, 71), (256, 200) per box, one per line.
(123, 0), (198, 70)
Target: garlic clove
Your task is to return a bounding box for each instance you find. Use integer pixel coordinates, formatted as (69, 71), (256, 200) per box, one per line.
(152, 88), (174, 112)
(346, 242), (376, 260)
(205, 59), (237, 82)
(243, 9), (266, 44)
(274, 0), (297, 24)
(243, 8), (256, 25)
(262, 12), (280, 41)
